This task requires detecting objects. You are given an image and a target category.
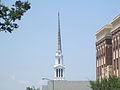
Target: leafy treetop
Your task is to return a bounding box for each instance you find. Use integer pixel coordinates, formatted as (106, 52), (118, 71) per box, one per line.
(0, 0), (31, 33)
(26, 86), (40, 90)
(90, 75), (120, 90)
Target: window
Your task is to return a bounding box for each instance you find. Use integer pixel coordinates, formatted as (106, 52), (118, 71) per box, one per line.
(116, 45), (118, 49)
(114, 60), (116, 70)
(117, 58), (119, 69)
(100, 67), (102, 76)
(58, 58), (60, 64)
(61, 69), (63, 77)
(96, 56), (98, 59)
(113, 47), (115, 51)
(119, 44), (120, 48)
(103, 53), (105, 56)
(102, 65), (103, 68)
(56, 69), (58, 77)
(59, 69), (60, 77)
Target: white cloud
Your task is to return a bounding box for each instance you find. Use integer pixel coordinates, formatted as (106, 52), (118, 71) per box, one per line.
(19, 80), (31, 85)
(37, 80), (42, 84)
(8, 74), (31, 85)
(8, 75), (16, 81)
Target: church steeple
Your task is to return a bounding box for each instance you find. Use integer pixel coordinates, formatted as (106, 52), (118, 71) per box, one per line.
(54, 12), (65, 80)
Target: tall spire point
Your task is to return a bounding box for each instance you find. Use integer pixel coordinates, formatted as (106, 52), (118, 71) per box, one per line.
(57, 11), (62, 51)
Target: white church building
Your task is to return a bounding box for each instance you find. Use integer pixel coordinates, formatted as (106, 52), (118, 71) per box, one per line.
(42, 12), (92, 90)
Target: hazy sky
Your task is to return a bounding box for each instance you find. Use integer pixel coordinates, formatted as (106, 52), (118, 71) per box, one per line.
(0, 0), (120, 90)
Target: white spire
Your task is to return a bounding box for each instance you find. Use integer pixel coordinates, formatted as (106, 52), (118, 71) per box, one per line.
(54, 12), (65, 80)
(57, 12), (62, 51)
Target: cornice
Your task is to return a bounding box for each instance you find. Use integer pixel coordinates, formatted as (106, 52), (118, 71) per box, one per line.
(111, 14), (120, 24)
(96, 24), (112, 35)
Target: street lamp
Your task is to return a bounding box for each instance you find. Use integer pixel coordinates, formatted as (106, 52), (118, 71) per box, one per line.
(42, 78), (54, 90)
(42, 78), (51, 81)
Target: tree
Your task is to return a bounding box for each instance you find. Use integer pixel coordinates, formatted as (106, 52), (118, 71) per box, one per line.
(90, 75), (120, 90)
(26, 86), (40, 90)
(0, 0), (31, 33)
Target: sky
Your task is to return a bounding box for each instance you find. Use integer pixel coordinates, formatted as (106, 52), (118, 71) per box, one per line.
(0, 0), (120, 90)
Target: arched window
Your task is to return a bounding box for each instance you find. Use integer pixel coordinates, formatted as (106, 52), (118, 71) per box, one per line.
(56, 69), (58, 77)
(59, 69), (60, 77)
(61, 69), (63, 77)
(58, 58), (60, 64)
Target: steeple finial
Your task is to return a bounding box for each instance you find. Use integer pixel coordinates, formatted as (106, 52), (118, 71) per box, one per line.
(57, 11), (62, 51)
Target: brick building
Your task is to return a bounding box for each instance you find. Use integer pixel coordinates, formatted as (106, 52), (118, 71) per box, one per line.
(96, 14), (120, 79)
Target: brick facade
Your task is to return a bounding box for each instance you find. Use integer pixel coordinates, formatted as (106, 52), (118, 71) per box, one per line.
(96, 14), (120, 79)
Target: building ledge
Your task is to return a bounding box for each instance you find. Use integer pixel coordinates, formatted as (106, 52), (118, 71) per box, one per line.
(111, 14), (120, 24)
(96, 24), (112, 35)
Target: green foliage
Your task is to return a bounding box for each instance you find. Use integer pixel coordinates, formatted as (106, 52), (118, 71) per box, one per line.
(26, 86), (40, 90)
(0, 0), (31, 33)
(90, 76), (120, 90)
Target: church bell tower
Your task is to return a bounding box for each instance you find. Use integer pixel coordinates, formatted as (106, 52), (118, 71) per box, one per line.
(54, 12), (65, 80)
